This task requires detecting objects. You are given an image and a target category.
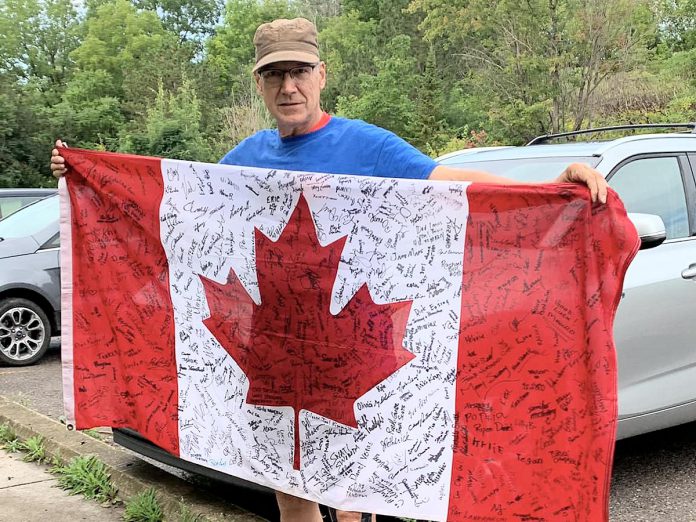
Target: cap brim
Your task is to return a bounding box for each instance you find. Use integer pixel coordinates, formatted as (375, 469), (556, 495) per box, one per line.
(253, 50), (320, 73)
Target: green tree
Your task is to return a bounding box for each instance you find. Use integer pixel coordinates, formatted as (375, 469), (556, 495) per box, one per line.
(658, 0), (696, 51)
(205, 0), (296, 97)
(70, 0), (173, 91)
(0, 0), (81, 89)
(132, 0), (223, 44)
(52, 0), (195, 147)
(49, 69), (124, 149)
(120, 78), (213, 161)
(409, 0), (658, 141)
(0, 75), (55, 187)
(319, 10), (378, 112)
(410, 46), (450, 153)
(0, 0), (79, 186)
(337, 35), (419, 141)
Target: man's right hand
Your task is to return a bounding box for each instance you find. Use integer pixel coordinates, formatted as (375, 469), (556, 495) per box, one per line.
(50, 139), (68, 178)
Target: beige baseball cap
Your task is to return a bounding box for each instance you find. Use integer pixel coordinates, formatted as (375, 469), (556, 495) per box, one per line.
(252, 18), (320, 73)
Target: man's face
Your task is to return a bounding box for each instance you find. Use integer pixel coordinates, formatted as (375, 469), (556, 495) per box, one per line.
(255, 61), (326, 137)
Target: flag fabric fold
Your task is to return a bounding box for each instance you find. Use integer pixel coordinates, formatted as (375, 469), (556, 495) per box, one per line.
(60, 148), (639, 521)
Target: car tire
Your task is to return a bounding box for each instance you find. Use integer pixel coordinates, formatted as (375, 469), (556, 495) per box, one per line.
(0, 297), (51, 366)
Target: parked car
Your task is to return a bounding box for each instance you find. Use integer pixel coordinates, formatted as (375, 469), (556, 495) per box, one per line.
(0, 194), (60, 366)
(116, 124), (696, 492)
(435, 145), (513, 164)
(0, 188), (56, 219)
(438, 123), (696, 440)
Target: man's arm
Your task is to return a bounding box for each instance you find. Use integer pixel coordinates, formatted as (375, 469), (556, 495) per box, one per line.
(429, 165), (517, 184)
(429, 163), (607, 204)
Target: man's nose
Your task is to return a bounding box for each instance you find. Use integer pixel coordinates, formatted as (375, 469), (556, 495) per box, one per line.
(279, 72), (298, 93)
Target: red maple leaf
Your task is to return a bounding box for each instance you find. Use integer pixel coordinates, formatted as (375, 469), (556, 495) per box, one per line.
(200, 194), (415, 469)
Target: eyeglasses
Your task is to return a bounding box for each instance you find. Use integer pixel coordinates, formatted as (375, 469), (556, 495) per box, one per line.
(258, 63), (319, 87)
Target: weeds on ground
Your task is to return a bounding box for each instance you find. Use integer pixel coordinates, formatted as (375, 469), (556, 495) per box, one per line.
(49, 452), (64, 467)
(83, 429), (102, 441)
(3, 438), (22, 453)
(0, 423), (16, 444)
(20, 435), (47, 463)
(177, 502), (202, 522)
(123, 488), (163, 522)
(50, 455), (118, 503)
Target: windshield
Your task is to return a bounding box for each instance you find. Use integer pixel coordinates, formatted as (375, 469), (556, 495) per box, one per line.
(0, 195), (58, 238)
(441, 156), (601, 182)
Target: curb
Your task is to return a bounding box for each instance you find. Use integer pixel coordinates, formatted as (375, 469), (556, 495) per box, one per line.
(0, 395), (266, 522)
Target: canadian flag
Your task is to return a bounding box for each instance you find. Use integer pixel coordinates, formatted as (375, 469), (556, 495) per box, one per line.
(60, 149), (638, 521)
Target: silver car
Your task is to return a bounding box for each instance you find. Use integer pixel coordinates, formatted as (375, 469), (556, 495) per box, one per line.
(0, 194), (60, 366)
(438, 126), (696, 439)
(0, 188), (56, 219)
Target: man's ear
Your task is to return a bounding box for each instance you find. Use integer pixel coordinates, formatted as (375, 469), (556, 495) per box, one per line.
(318, 62), (327, 90)
(254, 73), (263, 95)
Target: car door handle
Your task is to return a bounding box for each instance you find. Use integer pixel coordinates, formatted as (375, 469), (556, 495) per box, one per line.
(682, 263), (696, 280)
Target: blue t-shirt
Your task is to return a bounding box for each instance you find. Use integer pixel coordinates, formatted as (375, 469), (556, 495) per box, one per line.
(219, 116), (436, 180)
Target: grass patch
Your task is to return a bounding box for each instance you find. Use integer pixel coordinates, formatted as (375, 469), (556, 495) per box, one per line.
(177, 502), (202, 522)
(124, 488), (163, 522)
(49, 452), (64, 467)
(51, 455), (118, 503)
(0, 423), (16, 443)
(82, 429), (102, 441)
(20, 435), (47, 463)
(3, 438), (22, 453)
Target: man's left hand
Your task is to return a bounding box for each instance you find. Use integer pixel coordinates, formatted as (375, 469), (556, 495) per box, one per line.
(555, 162), (608, 204)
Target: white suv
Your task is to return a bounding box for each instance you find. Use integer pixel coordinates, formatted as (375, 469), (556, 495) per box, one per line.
(438, 125), (696, 439)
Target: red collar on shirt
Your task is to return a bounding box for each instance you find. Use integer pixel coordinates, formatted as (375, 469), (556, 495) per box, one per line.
(307, 112), (331, 133)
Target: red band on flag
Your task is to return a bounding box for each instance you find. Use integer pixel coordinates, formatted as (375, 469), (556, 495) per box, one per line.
(62, 149), (179, 455)
(448, 184), (637, 520)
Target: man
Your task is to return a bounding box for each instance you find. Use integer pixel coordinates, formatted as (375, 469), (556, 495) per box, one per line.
(51, 17), (608, 522)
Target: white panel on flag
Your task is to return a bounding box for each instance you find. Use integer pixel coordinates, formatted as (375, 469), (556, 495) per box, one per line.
(160, 159), (470, 520)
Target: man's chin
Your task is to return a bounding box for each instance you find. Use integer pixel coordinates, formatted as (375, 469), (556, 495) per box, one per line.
(276, 109), (304, 120)
(275, 113), (307, 127)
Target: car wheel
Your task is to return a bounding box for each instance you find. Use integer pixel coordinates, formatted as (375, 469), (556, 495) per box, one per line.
(0, 298), (52, 366)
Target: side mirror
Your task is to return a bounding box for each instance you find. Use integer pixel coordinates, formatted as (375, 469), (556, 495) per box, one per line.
(628, 212), (667, 250)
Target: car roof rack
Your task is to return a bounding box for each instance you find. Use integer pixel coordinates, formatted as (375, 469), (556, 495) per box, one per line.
(526, 123), (696, 145)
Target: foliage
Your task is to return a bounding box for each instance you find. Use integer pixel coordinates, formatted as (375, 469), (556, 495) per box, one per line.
(3, 438), (23, 452)
(120, 78), (214, 161)
(211, 79), (274, 158)
(0, 424), (15, 442)
(434, 129), (494, 157)
(20, 435), (47, 463)
(132, 0), (223, 46)
(124, 488), (164, 522)
(318, 10), (378, 112)
(0, 76), (56, 187)
(177, 503), (203, 522)
(205, 0), (297, 96)
(82, 429), (103, 440)
(51, 455), (118, 503)
(410, 0), (657, 141)
(2, 0), (696, 186)
(337, 35), (419, 141)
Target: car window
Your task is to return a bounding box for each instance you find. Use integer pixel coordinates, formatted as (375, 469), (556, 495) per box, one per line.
(608, 156), (689, 239)
(0, 196), (41, 219)
(0, 195), (58, 238)
(40, 232), (60, 249)
(441, 156), (600, 182)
